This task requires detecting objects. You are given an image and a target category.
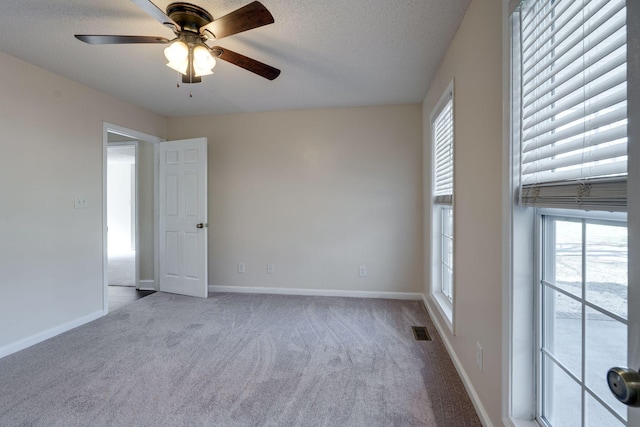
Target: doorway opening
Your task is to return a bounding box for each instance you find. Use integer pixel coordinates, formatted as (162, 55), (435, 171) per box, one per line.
(103, 123), (163, 313)
(107, 142), (137, 288)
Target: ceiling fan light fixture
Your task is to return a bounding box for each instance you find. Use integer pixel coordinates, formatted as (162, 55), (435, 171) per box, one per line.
(193, 45), (216, 77)
(164, 40), (189, 74)
(75, 1), (280, 82)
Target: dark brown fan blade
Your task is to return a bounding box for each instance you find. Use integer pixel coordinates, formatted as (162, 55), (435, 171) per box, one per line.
(130, 0), (179, 30)
(213, 46), (280, 80)
(202, 1), (274, 39)
(75, 35), (170, 44)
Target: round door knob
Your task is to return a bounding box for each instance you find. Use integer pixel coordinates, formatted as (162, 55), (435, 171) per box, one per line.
(196, 223), (204, 229)
(607, 367), (640, 407)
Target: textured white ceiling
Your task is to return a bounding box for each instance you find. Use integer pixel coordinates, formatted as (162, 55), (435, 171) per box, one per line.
(0, 0), (470, 117)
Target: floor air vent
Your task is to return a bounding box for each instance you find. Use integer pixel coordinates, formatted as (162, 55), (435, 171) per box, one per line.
(412, 326), (431, 341)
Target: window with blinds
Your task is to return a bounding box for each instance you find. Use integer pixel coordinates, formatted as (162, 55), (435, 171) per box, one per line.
(433, 96), (454, 205)
(517, 0), (627, 211)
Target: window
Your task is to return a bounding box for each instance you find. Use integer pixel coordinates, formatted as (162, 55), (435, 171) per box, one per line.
(431, 83), (454, 325)
(540, 213), (628, 427)
(510, 0), (629, 425)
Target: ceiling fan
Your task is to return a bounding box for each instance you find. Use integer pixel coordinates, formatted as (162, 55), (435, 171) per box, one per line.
(75, 0), (280, 83)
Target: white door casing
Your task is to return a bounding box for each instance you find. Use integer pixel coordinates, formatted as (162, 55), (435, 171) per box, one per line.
(159, 138), (208, 298)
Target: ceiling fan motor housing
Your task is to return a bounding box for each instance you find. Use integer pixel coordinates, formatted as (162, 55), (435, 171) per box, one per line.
(166, 2), (213, 33)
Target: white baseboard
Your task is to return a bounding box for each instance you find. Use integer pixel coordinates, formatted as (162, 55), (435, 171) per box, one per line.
(209, 285), (423, 301)
(422, 295), (493, 427)
(0, 310), (105, 360)
(137, 279), (156, 291)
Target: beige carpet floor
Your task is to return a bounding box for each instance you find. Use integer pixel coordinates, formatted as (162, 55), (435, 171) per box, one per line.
(0, 292), (481, 426)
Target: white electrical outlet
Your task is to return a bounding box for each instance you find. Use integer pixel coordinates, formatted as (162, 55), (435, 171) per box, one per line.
(267, 264), (275, 274)
(476, 342), (483, 370)
(74, 195), (88, 209)
(359, 265), (367, 277)
(238, 262), (245, 274)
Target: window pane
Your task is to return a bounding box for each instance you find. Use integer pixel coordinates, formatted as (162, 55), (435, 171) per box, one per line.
(550, 219), (582, 298)
(542, 285), (582, 377)
(542, 355), (582, 427)
(586, 392), (625, 427)
(443, 206), (453, 237)
(442, 265), (452, 301)
(586, 222), (628, 319)
(442, 235), (452, 268)
(585, 307), (628, 419)
(440, 207), (453, 301)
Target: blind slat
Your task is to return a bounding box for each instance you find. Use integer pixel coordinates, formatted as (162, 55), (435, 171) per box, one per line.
(522, 123), (627, 164)
(523, 56), (626, 116)
(521, 0), (585, 64)
(522, 142), (626, 175)
(523, 80), (626, 137)
(522, 12), (626, 100)
(522, 0), (621, 79)
(521, 161), (627, 186)
(521, 0), (570, 48)
(522, 104), (626, 153)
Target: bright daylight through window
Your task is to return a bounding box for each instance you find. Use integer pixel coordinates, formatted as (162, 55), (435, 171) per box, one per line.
(511, 0), (628, 426)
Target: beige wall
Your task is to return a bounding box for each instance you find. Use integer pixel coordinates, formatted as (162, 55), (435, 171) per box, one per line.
(422, 0), (503, 424)
(168, 105), (423, 295)
(0, 51), (166, 350)
(138, 141), (155, 282)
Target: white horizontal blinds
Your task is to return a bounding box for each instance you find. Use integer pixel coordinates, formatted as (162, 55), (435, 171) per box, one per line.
(518, 0), (628, 210)
(433, 96), (453, 205)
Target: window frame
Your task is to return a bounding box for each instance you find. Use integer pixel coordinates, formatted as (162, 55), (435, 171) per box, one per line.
(430, 81), (455, 331)
(504, 0), (631, 425)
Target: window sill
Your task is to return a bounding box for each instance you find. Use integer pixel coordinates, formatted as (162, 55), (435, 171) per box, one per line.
(504, 417), (541, 427)
(430, 291), (454, 334)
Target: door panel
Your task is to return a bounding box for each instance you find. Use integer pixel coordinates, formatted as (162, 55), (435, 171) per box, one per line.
(159, 138), (208, 298)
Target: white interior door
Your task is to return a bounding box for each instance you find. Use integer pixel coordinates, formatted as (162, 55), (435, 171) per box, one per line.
(159, 138), (208, 298)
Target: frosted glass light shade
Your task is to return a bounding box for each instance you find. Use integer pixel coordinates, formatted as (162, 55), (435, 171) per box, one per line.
(193, 45), (216, 77)
(164, 41), (189, 75)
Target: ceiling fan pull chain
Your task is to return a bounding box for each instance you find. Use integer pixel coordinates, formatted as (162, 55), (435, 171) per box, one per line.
(189, 91), (193, 98)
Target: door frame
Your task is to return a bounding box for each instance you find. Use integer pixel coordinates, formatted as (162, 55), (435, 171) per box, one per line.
(107, 141), (139, 291)
(102, 122), (163, 313)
